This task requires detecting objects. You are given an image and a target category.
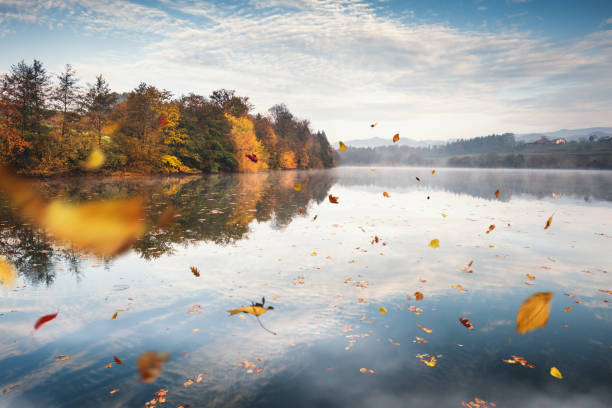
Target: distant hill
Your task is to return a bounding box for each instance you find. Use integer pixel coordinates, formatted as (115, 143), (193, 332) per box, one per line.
(516, 127), (612, 143)
(344, 137), (444, 148)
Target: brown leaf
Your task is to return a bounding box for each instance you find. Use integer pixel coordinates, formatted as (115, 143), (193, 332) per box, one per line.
(485, 224), (495, 234)
(544, 215), (553, 230)
(382, 191), (390, 198)
(459, 317), (475, 330)
(190, 266), (200, 277)
(494, 189), (500, 198)
(392, 133), (399, 143)
(113, 356), (124, 365)
(516, 292), (554, 334)
(138, 351), (169, 383)
(414, 292), (424, 301)
(328, 194), (339, 204)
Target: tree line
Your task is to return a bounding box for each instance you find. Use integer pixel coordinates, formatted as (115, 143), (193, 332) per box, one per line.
(0, 60), (338, 175)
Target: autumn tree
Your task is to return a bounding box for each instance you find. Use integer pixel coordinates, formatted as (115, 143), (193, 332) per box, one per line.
(226, 114), (268, 172)
(0, 98), (29, 164)
(0, 59), (50, 164)
(210, 89), (253, 117)
(83, 75), (118, 146)
(52, 64), (80, 145)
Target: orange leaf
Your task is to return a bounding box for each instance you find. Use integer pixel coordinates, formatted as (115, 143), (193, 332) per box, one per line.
(516, 292), (553, 334)
(414, 292), (424, 301)
(328, 194), (339, 204)
(494, 189), (500, 198)
(392, 133), (399, 143)
(113, 356), (123, 365)
(138, 351), (169, 383)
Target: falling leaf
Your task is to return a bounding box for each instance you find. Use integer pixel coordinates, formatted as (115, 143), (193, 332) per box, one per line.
(550, 366), (563, 379)
(526, 274), (536, 281)
(312, 214), (318, 221)
(184, 379), (194, 387)
(516, 292), (554, 334)
(563, 307), (573, 312)
(114, 356), (124, 365)
(494, 189), (500, 198)
(416, 177), (421, 182)
(56, 355), (70, 361)
(459, 317), (475, 330)
(138, 351), (169, 383)
(104, 363), (113, 368)
(42, 197), (146, 257)
(392, 133), (400, 143)
(0, 255), (17, 288)
(441, 213), (447, 218)
(294, 183), (302, 191)
(338, 141), (347, 151)
(431, 170), (435, 175)
(383, 191), (390, 198)
(378, 307), (388, 314)
(370, 122), (378, 128)
(111, 311), (118, 320)
(311, 252), (317, 256)
(414, 292), (424, 301)
(428, 239), (439, 248)
(299, 209), (305, 215)
(34, 312), (58, 331)
(544, 215), (553, 230)
(190, 266), (200, 277)
(3, 385), (18, 394)
(245, 153), (258, 163)
(109, 388), (120, 395)
(451, 284), (468, 293)
(82, 147), (105, 171)
(485, 224), (495, 234)
(328, 194), (339, 204)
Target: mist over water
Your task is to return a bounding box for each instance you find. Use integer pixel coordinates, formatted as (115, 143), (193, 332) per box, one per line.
(1, 168), (611, 408)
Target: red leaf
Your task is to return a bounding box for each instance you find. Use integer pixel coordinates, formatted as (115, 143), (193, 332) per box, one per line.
(245, 153), (258, 163)
(34, 312), (58, 331)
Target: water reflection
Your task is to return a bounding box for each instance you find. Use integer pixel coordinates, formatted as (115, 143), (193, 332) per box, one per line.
(0, 170), (336, 285)
(0, 168), (611, 408)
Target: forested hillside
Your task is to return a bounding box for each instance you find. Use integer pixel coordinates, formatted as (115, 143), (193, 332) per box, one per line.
(0, 60), (338, 175)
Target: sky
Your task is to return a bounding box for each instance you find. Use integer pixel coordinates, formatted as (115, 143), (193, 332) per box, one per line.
(0, 0), (611, 143)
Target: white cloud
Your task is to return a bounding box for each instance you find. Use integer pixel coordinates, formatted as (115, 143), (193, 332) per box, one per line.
(0, 0), (611, 141)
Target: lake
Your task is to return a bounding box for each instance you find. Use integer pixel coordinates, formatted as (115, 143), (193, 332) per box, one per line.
(1, 167), (611, 408)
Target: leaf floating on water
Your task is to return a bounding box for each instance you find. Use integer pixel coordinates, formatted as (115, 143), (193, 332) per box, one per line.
(416, 323), (433, 333)
(516, 292), (554, 334)
(3, 385), (18, 394)
(485, 224), (495, 234)
(431, 170), (435, 175)
(526, 274), (536, 281)
(563, 307), (573, 312)
(370, 122), (378, 128)
(416, 177), (421, 182)
(383, 191), (390, 198)
(294, 183), (302, 191)
(34, 312), (58, 331)
(245, 153), (258, 163)
(109, 388), (120, 395)
(494, 189), (500, 198)
(544, 215), (553, 230)
(459, 317), (475, 330)
(111, 312), (118, 320)
(299, 209), (305, 215)
(82, 147), (105, 171)
(311, 252), (317, 256)
(138, 351), (169, 383)
(392, 133), (400, 143)
(328, 194), (339, 204)
(502, 355), (535, 368)
(378, 307), (388, 314)
(462, 397), (496, 407)
(113, 356), (124, 365)
(428, 239), (439, 248)
(190, 266), (200, 277)
(414, 292), (424, 301)
(312, 214), (318, 222)
(451, 284), (468, 293)
(338, 141), (347, 151)
(416, 353), (437, 367)
(0, 255), (17, 288)
(56, 354), (70, 361)
(359, 367), (376, 374)
(441, 213), (447, 218)
(550, 366), (563, 379)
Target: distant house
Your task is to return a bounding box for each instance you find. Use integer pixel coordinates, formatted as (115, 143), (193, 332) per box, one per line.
(554, 138), (566, 144)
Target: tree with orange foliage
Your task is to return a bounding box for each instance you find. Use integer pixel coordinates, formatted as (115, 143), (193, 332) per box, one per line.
(0, 98), (29, 164)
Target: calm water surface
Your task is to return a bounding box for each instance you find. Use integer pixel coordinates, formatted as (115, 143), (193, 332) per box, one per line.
(1, 167), (611, 408)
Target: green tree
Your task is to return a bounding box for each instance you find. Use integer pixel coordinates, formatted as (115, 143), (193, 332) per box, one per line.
(83, 75), (118, 146)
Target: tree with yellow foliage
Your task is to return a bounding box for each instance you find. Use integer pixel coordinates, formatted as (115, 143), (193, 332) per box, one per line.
(226, 114), (268, 172)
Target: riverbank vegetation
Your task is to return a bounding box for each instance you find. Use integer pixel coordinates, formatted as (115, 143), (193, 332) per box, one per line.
(0, 60), (338, 176)
(340, 133), (612, 169)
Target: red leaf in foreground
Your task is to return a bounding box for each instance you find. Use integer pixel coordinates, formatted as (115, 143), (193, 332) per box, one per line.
(245, 153), (258, 163)
(34, 312), (58, 331)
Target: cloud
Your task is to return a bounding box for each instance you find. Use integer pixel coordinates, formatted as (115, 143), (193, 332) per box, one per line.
(0, 0), (611, 141)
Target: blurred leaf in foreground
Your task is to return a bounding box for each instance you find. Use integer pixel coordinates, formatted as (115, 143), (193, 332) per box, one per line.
(0, 255), (17, 288)
(516, 292), (554, 334)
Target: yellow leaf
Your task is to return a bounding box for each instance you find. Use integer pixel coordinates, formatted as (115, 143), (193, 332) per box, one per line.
(311, 252), (317, 256)
(383, 192), (390, 198)
(431, 170), (435, 175)
(294, 183), (302, 191)
(378, 307), (388, 314)
(227, 306), (272, 317)
(516, 292), (554, 334)
(544, 215), (553, 230)
(428, 239), (439, 248)
(526, 274), (536, 281)
(441, 213), (447, 218)
(42, 197), (145, 257)
(111, 312), (118, 320)
(550, 366), (562, 379)
(0, 255), (17, 288)
(339, 141), (347, 151)
(82, 148), (105, 171)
